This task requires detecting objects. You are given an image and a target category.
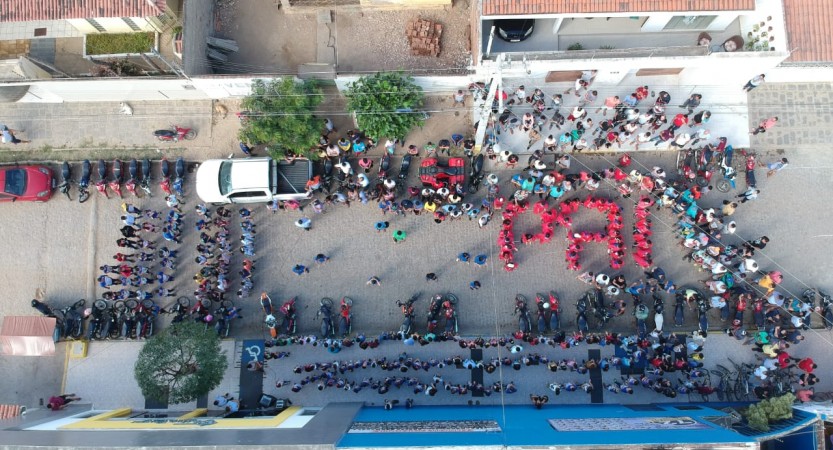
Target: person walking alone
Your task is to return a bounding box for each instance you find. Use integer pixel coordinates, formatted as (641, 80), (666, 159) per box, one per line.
(743, 74), (766, 92)
(750, 117), (778, 135)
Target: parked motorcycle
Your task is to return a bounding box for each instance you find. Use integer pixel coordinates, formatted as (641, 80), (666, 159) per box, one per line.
(190, 298), (213, 324)
(547, 291), (562, 331)
(95, 159), (108, 198)
(652, 294), (664, 334)
(58, 161), (72, 200)
(535, 291), (561, 334)
(214, 300), (241, 338)
(674, 292), (686, 327)
(397, 295), (418, 335)
(78, 159), (91, 203)
(109, 159), (123, 198)
(277, 297), (297, 336)
(109, 300), (126, 339)
(317, 297), (335, 338)
(534, 294), (548, 335)
(692, 293), (710, 335)
(427, 294), (443, 334)
(160, 158), (172, 195)
(378, 152), (391, 184)
(338, 297), (353, 337)
(576, 294), (589, 334)
(139, 158), (152, 197)
(134, 299), (158, 339)
(168, 297), (191, 324)
(819, 291), (833, 330)
(514, 294), (532, 334)
(322, 157), (335, 194)
(86, 299), (109, 341)
(173, 157), (185, 197)
(154, 125), (196, 142)
(731, 294), (747, 330)
(120, 299), (139, 339)
(633, 296), (649, 338)
(588, 288), (613, 329)
(442, 294), (459, 334)
(468, 153), (484, 194)
(31, 299), (56, 317)
(58, 299), (86, 340)
(125, 159), (139, 198)
(398, 154), (413, 183)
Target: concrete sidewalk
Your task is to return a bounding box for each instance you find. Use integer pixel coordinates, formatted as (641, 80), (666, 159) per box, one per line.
(63, 331), (833, 411)
(473, 75), (751, 155)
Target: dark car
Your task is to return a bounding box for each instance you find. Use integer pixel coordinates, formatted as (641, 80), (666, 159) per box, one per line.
(0, 165), (55, 202)
(494, 19), (535, 42)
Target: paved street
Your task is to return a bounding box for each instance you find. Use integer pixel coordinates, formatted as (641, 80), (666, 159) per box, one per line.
(1, 82), (833, 413)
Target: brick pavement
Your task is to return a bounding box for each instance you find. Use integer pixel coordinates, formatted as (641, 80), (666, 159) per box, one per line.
(747, 82), (833, 151)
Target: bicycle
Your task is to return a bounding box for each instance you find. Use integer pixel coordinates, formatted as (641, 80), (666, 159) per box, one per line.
(711, 367), (737, 402)
(728, 358), (755, 401)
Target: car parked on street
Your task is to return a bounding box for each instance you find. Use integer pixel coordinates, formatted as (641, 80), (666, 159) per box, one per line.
(196, 157), (312, 204)
(0, 165), (55, 202)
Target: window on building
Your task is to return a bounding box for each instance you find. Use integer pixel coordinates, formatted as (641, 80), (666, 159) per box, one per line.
(33, 28), (47, 37)
(663, 15), (717, 30)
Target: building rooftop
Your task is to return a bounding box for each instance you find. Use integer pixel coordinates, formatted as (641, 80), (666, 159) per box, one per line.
(0, 0), (166, 23)
(482, 0), (756, 16)
(783, 0), (833, 62)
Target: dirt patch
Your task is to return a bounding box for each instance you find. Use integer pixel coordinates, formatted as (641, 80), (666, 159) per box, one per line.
(214, 0), (318, 74)
(335, 3), (470, 74)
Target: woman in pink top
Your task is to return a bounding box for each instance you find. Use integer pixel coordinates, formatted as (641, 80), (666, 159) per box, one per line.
(751, 116), (779, 135)
(596, 96), (620, 116)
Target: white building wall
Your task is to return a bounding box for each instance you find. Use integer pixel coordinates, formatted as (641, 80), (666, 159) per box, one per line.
(0, 19), (84, 40)
(6, 78), (209, 102)
(66, 17), (157, 34)
(478, 51), (789, 87)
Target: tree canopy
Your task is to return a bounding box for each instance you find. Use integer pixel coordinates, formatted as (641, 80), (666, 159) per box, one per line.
(134, 321), (228, 404)
(744, 393), (795, 431)
(345, 72), (425, 142)
(239, 78), (323, 160)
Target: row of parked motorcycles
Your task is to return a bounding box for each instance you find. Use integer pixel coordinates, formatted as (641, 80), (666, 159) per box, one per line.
(397, 293), (459, 335)
(31, 298), (157, 342)
(567, 285), (833, 339)
(57, 157), (186, 203)
(258, 294), (353, 339)
(31, 295), (243, 342)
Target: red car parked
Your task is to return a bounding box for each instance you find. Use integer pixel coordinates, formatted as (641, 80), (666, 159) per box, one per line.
(0, 165), (55, 202)
(419, 157), (465, 189)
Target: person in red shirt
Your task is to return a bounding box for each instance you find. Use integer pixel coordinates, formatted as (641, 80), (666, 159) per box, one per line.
(669, 113), (689, 132)
(797, 358), (816, 373)
(47, 394), (81, 410)
(635, 86), (649, 101)
(776, 350), (792, 369)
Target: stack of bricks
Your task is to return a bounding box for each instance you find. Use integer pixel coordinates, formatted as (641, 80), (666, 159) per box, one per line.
(406, 18), (443, 57)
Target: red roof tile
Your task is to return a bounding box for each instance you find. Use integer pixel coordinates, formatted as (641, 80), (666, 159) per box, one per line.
(0, 405), (22, 420)
(0, 0), (166, 23)
(482, 0), (756, 16)
(784, 0), (833, 62)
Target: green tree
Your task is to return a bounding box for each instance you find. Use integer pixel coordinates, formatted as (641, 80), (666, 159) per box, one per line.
(345, 72), (424, 142)
(239, 78), (323, 160)
(744, 393), (796, 431)
(134, 322), (228, 404)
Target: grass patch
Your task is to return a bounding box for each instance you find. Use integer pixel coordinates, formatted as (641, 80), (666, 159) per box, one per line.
(86, 32), (154, 55)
